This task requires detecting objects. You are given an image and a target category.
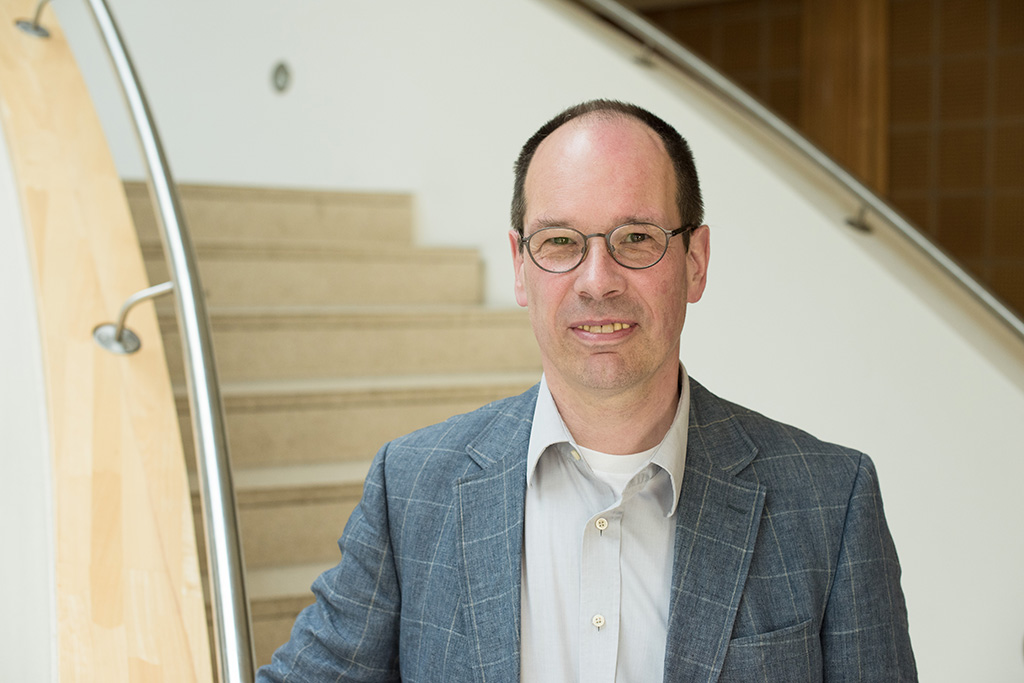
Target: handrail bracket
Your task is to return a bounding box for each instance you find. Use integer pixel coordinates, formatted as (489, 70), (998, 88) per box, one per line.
(93, 281), (175, 355)
(845, 205), (872, 233)
(15, 0), (51, 38)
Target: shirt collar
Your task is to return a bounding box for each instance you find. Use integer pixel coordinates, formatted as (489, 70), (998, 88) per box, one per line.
(526, 366), (690, 516)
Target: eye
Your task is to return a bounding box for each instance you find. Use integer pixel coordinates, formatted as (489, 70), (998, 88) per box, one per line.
(622, 231), (649, 244)
(547, 235), (575, 246)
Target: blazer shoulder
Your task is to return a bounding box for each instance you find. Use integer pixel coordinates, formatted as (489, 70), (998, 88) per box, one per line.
(388, 383), (537, 452)
(374, 383), (537, 485)
(689, 378), (866, 487)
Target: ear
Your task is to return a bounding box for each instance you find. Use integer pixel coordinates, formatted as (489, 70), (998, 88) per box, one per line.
(509, 230), (529, 307)
(685, 225), (710, 304)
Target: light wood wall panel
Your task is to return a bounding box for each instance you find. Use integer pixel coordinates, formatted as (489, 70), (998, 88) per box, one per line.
(0, 1), (213, 680)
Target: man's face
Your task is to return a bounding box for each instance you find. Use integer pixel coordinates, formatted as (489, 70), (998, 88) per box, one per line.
(510, 115), (709, 400)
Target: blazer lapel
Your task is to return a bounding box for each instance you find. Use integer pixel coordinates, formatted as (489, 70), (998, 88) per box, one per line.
(663, 381), (766, 683)
(454, 392), (534, 682)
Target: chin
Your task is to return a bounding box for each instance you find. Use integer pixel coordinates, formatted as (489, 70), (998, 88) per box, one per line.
(574, 361), (647, 394)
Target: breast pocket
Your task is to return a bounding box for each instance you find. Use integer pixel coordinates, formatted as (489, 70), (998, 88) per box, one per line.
(718, 618), (822, 682)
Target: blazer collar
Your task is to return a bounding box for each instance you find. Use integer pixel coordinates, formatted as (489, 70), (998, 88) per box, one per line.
(456, 386), (536, 682)
(663, 378), (766, 682)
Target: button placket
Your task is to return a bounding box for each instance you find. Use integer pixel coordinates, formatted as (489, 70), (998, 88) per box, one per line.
(578, 505), (621, 682)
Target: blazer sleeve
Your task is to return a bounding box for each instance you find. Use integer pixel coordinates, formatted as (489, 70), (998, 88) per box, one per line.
(821, 454), (917, 681)
(257, 446), (402, 682)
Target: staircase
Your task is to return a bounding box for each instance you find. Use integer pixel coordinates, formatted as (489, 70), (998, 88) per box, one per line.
(126, 182), (542, 666)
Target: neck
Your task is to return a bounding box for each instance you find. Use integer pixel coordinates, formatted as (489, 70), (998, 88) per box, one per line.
(547, 366), (680, 455)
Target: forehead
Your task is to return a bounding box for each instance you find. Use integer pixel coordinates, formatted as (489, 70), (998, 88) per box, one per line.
(523, 115), (677, 229)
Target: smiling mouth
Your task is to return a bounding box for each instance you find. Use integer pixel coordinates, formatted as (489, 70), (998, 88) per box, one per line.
(577, 323), (631, 334)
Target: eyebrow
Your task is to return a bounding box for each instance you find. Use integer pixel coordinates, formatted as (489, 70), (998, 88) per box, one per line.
(528, 214), (569, 230)
(528, 214), (662, 232)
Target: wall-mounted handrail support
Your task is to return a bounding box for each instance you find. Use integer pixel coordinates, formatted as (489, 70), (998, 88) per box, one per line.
(93, 280), (174, 355)
(846, 205), (872, 233)
(15, 0), (51, 38)
(83, 0), (256, 680)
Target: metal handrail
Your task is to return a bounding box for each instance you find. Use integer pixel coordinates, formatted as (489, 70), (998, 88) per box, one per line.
(577, 0), (1024, 343)
(82, 0), (256, 680)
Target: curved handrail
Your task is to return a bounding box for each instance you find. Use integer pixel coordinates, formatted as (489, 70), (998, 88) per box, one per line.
(83, 0), (255, 680)
(577, 0), (1024, 343)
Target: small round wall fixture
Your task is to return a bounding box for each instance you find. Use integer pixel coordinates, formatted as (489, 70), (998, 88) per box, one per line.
(93, 323), (142, 354)
(15, 18), (50, 38)
(15, 0), (52, 38)
(272, 61), (291, 93)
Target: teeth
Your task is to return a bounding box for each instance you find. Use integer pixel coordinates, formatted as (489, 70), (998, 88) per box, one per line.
(580, 323), (630, 334)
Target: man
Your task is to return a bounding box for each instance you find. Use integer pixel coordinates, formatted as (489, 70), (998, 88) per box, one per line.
(258, 100), (915, 681)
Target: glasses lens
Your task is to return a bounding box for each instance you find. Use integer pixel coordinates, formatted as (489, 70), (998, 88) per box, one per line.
(528, 227), (586, 272)
(608, 223), (668, 268)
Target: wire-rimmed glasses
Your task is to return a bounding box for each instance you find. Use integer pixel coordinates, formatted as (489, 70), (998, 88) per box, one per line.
(518, 222), (696, 273)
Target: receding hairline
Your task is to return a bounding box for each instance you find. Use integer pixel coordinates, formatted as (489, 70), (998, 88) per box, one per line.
(511, 99), (704, 241)
(531, 109), (671, 159)
(521, 111), (679, 222)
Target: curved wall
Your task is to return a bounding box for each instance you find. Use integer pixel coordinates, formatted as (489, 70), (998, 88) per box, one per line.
(55, 0), (1024, 679)
(0, 99), (57, 682)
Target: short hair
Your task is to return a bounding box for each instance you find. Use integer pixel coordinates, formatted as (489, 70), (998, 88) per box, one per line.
(510, 100), (704, 248)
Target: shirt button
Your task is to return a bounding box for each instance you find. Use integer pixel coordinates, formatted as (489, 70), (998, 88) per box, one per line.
(595, 517), (608, 531)
(570, 449), (581, 461)
(592, 614), (606, 629)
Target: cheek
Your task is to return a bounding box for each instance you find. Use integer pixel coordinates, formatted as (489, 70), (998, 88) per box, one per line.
(649, 275), (689, 325)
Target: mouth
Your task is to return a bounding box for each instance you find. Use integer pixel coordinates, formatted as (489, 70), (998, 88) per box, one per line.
(575, 322), (632, 334)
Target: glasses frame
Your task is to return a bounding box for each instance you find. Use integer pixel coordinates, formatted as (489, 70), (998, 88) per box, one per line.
(518, 222), (697, 274)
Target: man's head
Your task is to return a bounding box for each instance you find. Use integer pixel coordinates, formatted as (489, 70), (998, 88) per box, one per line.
(511, 100), (704, 243)
(509, 101), (710, 401)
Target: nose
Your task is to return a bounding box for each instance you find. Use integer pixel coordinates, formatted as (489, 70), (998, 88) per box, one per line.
(573, 234), (625, 300)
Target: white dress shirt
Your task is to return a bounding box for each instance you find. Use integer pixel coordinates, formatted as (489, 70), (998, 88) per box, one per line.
(520, 368), (690, 683)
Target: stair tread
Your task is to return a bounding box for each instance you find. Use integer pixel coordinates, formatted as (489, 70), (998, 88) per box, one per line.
(174, 371), (540, 399)
(142, 240), (477, 260)
(126, 181), (414, 249)
(248, 561), (337, 602)
(234, 460), (372, 492)
(190, 460), (371, 502)
(127, 179), (412, 202)
(158, 303), (530, 322)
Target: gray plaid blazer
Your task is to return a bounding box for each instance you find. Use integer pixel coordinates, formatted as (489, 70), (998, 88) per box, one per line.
(259, 379), (916, 682)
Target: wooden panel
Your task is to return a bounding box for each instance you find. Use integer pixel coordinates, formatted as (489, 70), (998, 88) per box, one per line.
(0, 2), (214, 680)
(800, 0), (889, 192)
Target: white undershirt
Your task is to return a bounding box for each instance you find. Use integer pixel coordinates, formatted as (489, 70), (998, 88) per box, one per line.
(520, 368), (690, 683)
(578, 445), (658, 496)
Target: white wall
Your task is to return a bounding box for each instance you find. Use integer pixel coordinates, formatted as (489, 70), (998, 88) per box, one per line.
(55, 0), (1024, 679)
(0, 111), (57, 681)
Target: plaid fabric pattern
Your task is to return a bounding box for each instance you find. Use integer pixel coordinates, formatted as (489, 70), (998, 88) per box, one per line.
(258, 380), (915, 682)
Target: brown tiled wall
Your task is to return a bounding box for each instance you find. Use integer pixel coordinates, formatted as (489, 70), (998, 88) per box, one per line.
(638, 0), (1024, 317)
(644, 0), (803, 126)
(889, 0), (1023, 315)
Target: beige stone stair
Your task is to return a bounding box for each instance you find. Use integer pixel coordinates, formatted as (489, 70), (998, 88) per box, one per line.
(142, 242), (483, 306)
(130, 183), (541, 667)
(191, 461), (370, 570)
(126, 181), (414, 246)
(160, 306), (539, 383)
(177, 372), (540, 469)
(247, 561), (336, 672)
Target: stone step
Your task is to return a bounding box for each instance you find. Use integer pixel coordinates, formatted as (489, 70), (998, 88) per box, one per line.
(176, 371), (540, 469)
(126, 181), (414, 247)
(249, 561), (334, 667)
(159, 305), (539, 383)
(142, 242), (483, 306)
(191, 460), (365, 583)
